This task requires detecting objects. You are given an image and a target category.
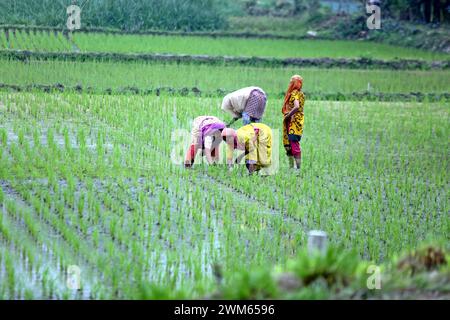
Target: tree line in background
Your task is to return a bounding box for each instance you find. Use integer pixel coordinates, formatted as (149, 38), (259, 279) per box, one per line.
(0, 0), (228, 31)
(245, 1), (449, 23)
(370, 0), (449, 24)
(242, 0), (320, 17)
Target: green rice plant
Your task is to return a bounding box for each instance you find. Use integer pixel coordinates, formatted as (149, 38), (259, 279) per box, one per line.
(0, 128), (7, 146)
(56, 32), (73, 52)
(14, 30), (29, 50)
(4, 251), (16, 297)
(0, 29), (9, 49)
(1, 29), (72, 52)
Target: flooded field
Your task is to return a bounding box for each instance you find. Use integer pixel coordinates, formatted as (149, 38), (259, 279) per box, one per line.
(0, 92), (448, 299)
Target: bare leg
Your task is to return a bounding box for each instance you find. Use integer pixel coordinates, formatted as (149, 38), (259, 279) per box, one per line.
(212, 151), (220, 164)
(290, 140), (301, 171)
(294, 156), (301, 171)
(211, 147), (220, 165)
(288, 156), (295, 169)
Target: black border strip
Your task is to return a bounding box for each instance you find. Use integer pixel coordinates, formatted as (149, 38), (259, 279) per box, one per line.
(0, 300), (444, 319)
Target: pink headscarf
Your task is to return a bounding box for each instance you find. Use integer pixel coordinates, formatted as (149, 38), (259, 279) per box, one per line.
(199, 121), (226, 146)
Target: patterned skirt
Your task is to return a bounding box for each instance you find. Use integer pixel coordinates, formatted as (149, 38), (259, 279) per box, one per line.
(244, 89), (267, 120)
(282, 112), (303, 148)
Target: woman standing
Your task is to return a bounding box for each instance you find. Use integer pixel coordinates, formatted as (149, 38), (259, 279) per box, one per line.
(282, 75), (305, 171)
(184, 116), (226, 168)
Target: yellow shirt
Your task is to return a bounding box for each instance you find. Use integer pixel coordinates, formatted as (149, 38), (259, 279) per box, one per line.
(284, 90), (305, 138)
(227, 123), (272, 166)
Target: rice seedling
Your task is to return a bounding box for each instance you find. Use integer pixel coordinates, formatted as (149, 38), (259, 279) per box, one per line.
(1, 29), (72, 52)
(1, 58), (449, 98)
(0, 29), (9, 49)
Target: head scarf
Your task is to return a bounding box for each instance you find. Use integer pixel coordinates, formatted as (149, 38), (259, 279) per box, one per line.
(200, 121), (226, 146)
(282, 75), (303, 114)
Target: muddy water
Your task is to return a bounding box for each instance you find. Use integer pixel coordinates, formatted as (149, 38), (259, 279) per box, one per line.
(0, 116), (297, 298)
(0, 180), (94, 299)
(1, 174), (226, 297)
(120, 178), (222, 288)
(0, 123), (113, 152)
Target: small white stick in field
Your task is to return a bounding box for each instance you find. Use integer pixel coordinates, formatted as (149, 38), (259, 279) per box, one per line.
(307, 230), (328, 254)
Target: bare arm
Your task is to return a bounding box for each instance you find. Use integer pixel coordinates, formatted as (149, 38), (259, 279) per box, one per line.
(226, 140), (235, 167)
(227, 117), (239, 127)
(285, 99), (300, 120)
(235, 151), (247, 164)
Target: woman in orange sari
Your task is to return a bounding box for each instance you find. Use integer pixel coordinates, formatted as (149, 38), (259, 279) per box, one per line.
(282, 75), (305, 171)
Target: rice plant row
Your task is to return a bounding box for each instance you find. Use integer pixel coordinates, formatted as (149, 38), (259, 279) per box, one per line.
(1, 59), (449, 96)
(0, 29), (72, 52)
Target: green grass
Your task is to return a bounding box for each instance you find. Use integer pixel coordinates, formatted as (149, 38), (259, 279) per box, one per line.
(226, 16), (309, 36)
(1, 59), (449, 95)
(71, 33), (450, 61)
(0, 91), (448, 299)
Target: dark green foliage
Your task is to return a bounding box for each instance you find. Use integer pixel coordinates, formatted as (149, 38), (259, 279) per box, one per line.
(213, 244), (449, 299)
(384, 0), (449, 23)
(286, 247), (360, 287)
(221, 268), (279, 299)
(241, 0), (322, 17)
(0, 0), (227, 31)
(136, 283), (188, 299)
